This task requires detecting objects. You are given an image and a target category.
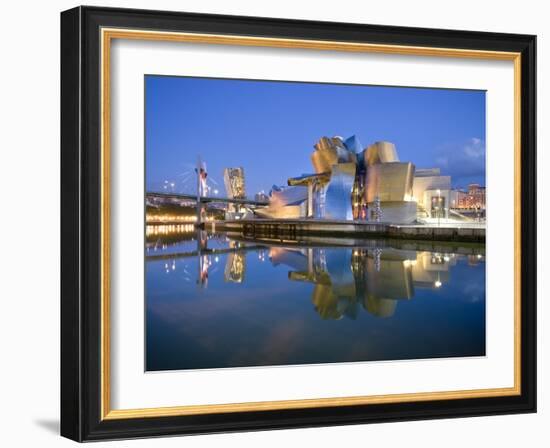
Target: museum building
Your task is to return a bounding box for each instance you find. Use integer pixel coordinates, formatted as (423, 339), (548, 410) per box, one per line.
(255, 135), (452, 224)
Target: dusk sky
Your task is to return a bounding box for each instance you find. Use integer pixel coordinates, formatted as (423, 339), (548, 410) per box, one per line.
(145, 75), (486, 196)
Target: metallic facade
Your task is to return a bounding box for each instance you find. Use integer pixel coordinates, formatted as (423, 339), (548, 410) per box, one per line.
(365, 162), (415, 203)
(324, 163), (356, 220)
(364, 141), (399, 165)
(311, 136), (357, 174)
(361, 142), (417, 224)
(254, 185), (308, 219)
(256, 135), (454, 224)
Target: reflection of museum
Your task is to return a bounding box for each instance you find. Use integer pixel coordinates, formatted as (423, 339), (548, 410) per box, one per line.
(268, 246), (458, 320)
(146, 228), (476, 321)
(255, 135), (456, 224)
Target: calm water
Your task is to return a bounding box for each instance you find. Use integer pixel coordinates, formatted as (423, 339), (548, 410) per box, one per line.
(146, 229), (486, 371)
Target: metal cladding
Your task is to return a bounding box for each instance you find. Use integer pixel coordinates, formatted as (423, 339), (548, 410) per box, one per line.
(254, 186), (308, 219)
(364, 160), (416, 224)
(324, 163), (356, 220)
(287, 172), (330, 187)
(307, 136), (418, 223)
(311, 136), (357, 174)
(256, 135), (426, 224)
(365, 162), (415, 203)
(370, 201), (417, 223)
(343, 135), (364, 154)
(269, 185), (308, 208)
(364, 141), (399, 165)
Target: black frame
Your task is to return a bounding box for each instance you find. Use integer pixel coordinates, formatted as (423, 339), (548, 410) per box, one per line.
(61, 6), (536, 442)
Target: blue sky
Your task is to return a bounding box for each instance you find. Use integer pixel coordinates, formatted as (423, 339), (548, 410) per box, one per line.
(145, 76), (486, 196)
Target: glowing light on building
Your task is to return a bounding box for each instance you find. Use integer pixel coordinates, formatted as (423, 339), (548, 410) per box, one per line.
(145, 224), (195, 236)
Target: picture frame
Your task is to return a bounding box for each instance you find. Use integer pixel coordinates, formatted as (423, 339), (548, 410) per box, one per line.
(60, 5), (536, 442)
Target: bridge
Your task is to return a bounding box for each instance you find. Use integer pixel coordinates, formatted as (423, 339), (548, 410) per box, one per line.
(146, 191), (269, 207)
(147, 158), (270, 228)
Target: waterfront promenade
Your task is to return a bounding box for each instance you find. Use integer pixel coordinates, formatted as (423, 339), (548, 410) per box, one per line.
(206, 218), (485, 243)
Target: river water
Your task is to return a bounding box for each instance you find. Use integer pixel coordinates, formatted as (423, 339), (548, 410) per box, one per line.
(145, 228), (486, 371)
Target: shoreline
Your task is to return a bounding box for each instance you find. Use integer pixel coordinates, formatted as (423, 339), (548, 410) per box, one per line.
(203, 218), (485, 244)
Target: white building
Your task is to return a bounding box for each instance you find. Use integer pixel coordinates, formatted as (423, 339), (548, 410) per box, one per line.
(412, 168), (451, 219)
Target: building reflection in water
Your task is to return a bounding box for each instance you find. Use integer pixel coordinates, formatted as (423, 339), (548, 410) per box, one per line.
(197, 255), (210, 287)
(270, 246), (458, 320)
(224, 252), (246, 283)
(145, 225), (470, 320)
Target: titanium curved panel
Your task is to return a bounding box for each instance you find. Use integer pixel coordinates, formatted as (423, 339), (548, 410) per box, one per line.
(343, 135), (364, 153)
(366, 162), (415, 203)
(365, 141), (399, 165)
(311, 149), (334, 174)
(270, 186), (308, 207)
(312, 136), (357, 173)
(255, 186), (308, 219)
(324, 163), (356, 220)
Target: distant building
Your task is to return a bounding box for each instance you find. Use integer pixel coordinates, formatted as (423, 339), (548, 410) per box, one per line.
(223, 167), (246, 217)
(464, 183), (486, 209)
(254, 191), (270, 203)
(449, 184), (487, 210)
(223, 167), (246, 199)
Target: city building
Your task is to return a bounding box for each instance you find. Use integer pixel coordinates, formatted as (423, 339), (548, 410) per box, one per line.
(223, 167), (246, 199)
(457, 183), (487, 209)
(449, 189), (467, 209)
(223, 167), (246, 218)
(445, 184), (487, 222)
(254, 191), (270, 203)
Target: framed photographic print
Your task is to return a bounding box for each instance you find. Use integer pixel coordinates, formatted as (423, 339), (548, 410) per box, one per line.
(60, 6), (536, 442)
